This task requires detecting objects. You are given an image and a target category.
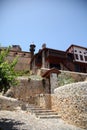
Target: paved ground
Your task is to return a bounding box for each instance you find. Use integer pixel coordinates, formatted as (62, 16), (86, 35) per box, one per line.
(0, 110), (84, 130)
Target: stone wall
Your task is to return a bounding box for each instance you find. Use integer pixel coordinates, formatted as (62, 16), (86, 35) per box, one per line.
(60, 70), (87, 82)
(11, 77), (49, 104)
(35, 94), (51, 109)
(0, 96), (21, 111)
(51, 81), (87, 129)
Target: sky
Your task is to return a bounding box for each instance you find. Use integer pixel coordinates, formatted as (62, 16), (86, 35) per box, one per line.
(0, 0), (87, 53)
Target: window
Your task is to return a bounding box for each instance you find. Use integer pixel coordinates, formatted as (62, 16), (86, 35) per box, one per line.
(79, 51), (82, 53)
(75, 54), (78, 60)
(84, 56), (87, 61)
(84, 52), (87, 54)
(74, 50), (77, 52)
(14, 52), (18, 56)
(80, 55), (83, 61)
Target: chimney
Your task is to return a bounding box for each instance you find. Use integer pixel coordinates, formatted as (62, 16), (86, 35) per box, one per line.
(42, 43), (46, 49)
(30, 44), (36, 58)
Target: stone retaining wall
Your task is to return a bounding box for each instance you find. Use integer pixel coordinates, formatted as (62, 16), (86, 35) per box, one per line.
(10, 77), (49, 104)
(60, 70), (87, 82)
(51, 81), (87, 129)
(0, 96), (21, 111)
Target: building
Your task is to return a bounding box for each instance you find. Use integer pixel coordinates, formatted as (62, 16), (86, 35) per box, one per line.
(66, 44), (87, 73)
(31, 44), (87, 73)
(0, 45), (31, 71)
(0, 44), (87, 73)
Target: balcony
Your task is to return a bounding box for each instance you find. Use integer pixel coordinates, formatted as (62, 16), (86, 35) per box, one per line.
(46, 50), (67, 59)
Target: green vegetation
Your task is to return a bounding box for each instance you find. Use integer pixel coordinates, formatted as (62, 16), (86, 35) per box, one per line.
(28, 74), (42, 80)
(0, 47), (18, 93)
(58, 72), (75, 86)
(17, 70), (30, 76)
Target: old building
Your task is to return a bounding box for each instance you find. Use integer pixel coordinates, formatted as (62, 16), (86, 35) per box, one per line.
(0, 45), (31, 71)
(31, 44), (87, 73)
(66, 44), (87, 73)
(0, 44), (87, 73)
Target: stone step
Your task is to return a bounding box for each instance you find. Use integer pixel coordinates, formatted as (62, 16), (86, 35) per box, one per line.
(36, 114), (61, 119)
(29, 109), (54, 113)
(27, 107), (45, 110)
(26, 104), (40, 108)
(35, 112), (58, 115)
(27, 106), (47, 112)
(26, 105), (46, 109)
(26, 104), (61, 119)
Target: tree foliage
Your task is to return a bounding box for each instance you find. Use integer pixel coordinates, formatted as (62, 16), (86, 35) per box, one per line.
(0, 47), (18, 93)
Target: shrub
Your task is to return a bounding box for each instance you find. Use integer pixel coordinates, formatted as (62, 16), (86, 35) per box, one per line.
(58, 72), (75, 86)
(17, 70), (30, 76)
(0, 47), (18, 93)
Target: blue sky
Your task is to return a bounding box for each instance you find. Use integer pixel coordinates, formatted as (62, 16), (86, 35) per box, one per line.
(0, 0), (87, 53)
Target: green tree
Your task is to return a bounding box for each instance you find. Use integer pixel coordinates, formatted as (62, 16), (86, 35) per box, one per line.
(0, 47), (18, 93)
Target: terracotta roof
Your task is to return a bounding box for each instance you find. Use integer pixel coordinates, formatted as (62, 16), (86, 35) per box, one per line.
(42, 68), (61, 78)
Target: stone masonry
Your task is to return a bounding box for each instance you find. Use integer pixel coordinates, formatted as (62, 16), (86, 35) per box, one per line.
(10, 77), (49, 104)
(51, 81), (87, 129)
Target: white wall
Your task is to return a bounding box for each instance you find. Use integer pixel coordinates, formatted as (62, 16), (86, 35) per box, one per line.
(73, 46), (87, 63)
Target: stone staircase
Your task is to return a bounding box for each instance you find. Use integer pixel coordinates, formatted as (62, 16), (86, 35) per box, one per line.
(26, 104), (61, 119)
